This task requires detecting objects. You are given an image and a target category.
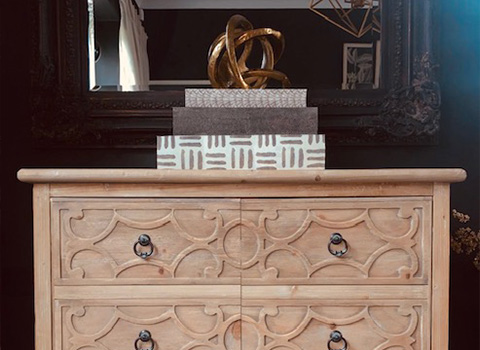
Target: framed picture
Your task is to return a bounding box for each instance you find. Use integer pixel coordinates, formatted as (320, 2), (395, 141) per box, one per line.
(342, 42), (381, 90)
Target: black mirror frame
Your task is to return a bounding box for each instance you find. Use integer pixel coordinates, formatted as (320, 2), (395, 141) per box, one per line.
(31, 0), (440, 148)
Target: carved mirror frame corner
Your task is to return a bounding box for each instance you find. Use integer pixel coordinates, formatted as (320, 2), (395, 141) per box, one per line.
(30, 0), (440, 148)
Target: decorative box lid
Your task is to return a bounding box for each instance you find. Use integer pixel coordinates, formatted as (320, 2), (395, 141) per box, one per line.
(185, 89), (307, 108)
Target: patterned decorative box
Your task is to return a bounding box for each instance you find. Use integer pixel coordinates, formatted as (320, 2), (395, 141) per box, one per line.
(157, 134), (325, 170)
(185, 89), (307, 108)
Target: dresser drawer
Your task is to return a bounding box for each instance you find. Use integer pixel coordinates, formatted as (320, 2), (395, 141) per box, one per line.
(240, 299), (429, 350)
(53, 197), (431, 285)
(55, 298), (241, 350)
(52, 199), (241, 285)
(55, 298), (428, 350)
(241, 198), (432, 284)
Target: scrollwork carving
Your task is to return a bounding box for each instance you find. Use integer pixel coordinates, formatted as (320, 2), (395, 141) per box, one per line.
(239, 301), (424, 350)
(240, 199), (429, 283)
(32, 88), (93, 146)
(59, 300), (424, 350)
(61, 301), (242, 350)
(358, 53), (440, 142)
(56, 199), (430, 284)
(55, 200), (260, 282)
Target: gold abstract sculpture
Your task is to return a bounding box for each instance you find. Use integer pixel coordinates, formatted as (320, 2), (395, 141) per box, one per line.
(208, 15), (291, 89)
(309, 0), (381, 38)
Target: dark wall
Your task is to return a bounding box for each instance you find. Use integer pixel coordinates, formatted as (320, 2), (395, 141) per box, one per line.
(1, 1), (479, 350)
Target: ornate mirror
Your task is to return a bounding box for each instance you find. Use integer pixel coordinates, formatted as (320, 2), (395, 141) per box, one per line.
(31, 0), (439, 148)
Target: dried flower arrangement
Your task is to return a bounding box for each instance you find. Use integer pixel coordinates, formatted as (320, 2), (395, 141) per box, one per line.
(451, 209), (480, 270)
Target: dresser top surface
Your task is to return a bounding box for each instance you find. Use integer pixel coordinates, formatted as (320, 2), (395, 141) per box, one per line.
(17, 168), (467, 184)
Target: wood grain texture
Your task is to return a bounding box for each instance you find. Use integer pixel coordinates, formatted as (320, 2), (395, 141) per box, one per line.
(431, 183), (450, 350)
(51, 199), (241, 285)
(17, 168), (467, 184)
(20, 169), (462, 350)
(33, 184), (52, 350)
(240, 198), (432, 285)
(48, 182), (435, 198)
(52, 197), (431, 286)
(53, 298), (428, 350)
(55, 299), (241, 350)
(240, 300), (429, 350)
(241, 285), (429, 300)
(54, 285), (240, 300)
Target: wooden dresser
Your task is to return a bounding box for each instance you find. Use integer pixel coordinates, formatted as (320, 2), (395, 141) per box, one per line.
(18, 169), (466, 350)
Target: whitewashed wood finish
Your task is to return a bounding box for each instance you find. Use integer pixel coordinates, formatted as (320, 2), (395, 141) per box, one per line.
(17, 168), (467, 184)
(239, 300), (428, 350)
(53, 197), (430, 285)
(48, 182), (435, 198)
(240, 198), (431, 284)
(52, 285), (427, 300)
(242, 285), (429, 300)
(19, 169), (464, 350)
(431, 183), (451, 350)
(55, 299), (241, 350)
(54, 285), (240, 301)
(52, 199), (242, 285)
(54, 298), (426, 350)
(33, 185), (52, 350)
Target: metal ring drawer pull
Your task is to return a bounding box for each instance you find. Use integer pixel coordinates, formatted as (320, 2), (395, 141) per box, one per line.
(133, 234), (154, 259)
(328, 233), (349, 257)
(134, 330), (155, 350)
(328, 330), (348, 350)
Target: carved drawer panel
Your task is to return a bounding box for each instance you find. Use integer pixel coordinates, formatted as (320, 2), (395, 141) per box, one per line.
(52, 199), (241, 285)
(239, 299), (429, 350)
(55, 299), (242, 350)
(55, 299), (428, 350)
(240, 198), (432, 285)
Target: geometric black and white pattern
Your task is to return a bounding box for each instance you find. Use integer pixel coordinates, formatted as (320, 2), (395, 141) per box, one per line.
(157, 134), (325, 170)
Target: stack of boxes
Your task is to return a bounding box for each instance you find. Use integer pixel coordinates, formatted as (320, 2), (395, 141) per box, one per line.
(157, 89), (326, 170)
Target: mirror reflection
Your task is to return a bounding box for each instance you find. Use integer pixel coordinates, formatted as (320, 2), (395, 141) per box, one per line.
(88, 0), (381, 92)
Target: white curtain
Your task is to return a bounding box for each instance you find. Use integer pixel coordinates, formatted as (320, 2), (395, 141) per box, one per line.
(119, 0), (150, 91)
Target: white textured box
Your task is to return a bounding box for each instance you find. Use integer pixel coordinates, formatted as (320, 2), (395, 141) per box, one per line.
(157, 134), (325, 170)
(185, 89), (307, 108)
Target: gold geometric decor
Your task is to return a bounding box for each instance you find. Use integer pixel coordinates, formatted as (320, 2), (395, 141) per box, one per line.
(208, 15), (291, 89)
(309, 0), (381, 38)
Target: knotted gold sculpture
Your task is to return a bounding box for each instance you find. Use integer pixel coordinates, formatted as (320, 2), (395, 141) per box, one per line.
(208, 15), (291, 89)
